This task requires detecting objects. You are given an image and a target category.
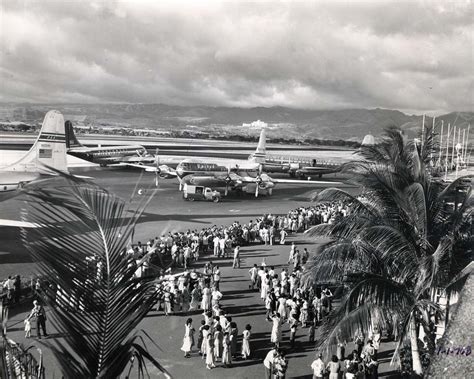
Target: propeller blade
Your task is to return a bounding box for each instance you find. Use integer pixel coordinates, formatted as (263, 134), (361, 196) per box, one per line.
(225, 184), (229, 196)
(178, 178), (183, 191)
(154, 171), (159, 187)
(255, 183), (259, 197)
(154, 148), (160, 168)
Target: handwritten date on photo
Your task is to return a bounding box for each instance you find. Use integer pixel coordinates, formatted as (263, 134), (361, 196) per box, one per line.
(436, 345), (471, 356)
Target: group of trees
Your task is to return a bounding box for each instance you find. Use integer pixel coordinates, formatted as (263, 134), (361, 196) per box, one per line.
(304, 127), (472, 376)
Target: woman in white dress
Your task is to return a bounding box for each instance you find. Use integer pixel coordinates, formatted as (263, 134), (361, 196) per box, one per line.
(241, 324), (252, 359)
(201, 284), (211, 312)
(190, 286), (201, 311)
(270, 313), (282, 347)
(201, 325), (210, 357)
(261, 274), (270, 301)
(221, 332), (232, 367)
(277, 295), (287, 321)
(180, 318), (195, 358)
(205, 330), (216, 369)
(213, 324), (223, 361)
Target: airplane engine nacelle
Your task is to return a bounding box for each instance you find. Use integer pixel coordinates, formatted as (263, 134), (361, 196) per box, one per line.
(289, 163), (301, 171)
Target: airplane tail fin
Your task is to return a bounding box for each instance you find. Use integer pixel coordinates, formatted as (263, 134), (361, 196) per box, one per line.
(249, 128), (266, 163)
(6, 110), (68, 173)
(65, 120), (83, 148)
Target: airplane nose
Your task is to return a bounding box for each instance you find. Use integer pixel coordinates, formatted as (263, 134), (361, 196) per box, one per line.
(176, 166), (184, 176)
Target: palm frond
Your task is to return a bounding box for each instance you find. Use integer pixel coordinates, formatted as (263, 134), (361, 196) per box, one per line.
(403, 182), (428, 245)
(316, 273), (414, 353)
(20, 176), (170, 378)
(357, 225), (420, 283)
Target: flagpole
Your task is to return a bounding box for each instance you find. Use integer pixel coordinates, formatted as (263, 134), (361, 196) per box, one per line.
(445, 123), (450, 180)
(461, 129), (466, 167)
(455, 127), (461, 178)
(430, 116), (435, 162)
(464, 124), (470, 164)
(451, 125), (457, 170)
(421, 114), (425, 149)
(438, 120), (444, 167)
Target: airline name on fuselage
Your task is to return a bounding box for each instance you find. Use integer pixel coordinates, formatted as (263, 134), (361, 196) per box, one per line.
(179, 163), (225, 171)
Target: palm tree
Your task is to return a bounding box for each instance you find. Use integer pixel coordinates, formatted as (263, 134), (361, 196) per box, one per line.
(303, 127), (472, 376)
(20, 174), (170, 378)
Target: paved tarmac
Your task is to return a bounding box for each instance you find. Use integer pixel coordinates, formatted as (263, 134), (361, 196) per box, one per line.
(0, 168), (399, 378)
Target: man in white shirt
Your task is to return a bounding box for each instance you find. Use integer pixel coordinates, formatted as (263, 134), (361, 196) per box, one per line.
(288, 242), (296, 264)
(232, 246), (240, 268)
(213, 266), (221, 291)
(249, 264), (258, 290)
(280, 229), (288, 245)
(213, 235), (220, 256)
(311, 353), (325, 379)
(263, 347), (279, 379)
(219, 237), (226, 258)
(3, 276), (15, 292)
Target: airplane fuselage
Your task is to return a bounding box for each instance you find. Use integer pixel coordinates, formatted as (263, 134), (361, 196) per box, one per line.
(0, 171), (42, 200)
(176, 159), (259, 177)
(68, 145), (146, 165)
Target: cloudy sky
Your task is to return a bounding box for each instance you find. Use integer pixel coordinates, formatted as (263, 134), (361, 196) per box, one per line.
(1, 0), (472, 113)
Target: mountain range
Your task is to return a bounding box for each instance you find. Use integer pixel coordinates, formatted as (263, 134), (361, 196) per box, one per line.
(0, 103), (472, 142)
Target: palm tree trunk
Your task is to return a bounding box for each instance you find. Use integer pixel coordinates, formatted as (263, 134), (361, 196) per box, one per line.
(410, 317), (423, 376)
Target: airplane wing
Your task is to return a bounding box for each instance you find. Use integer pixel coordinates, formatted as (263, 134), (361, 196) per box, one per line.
(118, 163), (157, 171)
(118, 163), (177, 177)
(236, 173), (343, 186)
(265, 178), (343, 185)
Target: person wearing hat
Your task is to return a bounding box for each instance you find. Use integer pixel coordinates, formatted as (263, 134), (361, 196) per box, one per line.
(27, 300), (48, 339)
(311, 352), (325, 379)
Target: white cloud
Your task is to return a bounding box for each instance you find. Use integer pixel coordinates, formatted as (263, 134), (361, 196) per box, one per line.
(0, 0), (472, 113)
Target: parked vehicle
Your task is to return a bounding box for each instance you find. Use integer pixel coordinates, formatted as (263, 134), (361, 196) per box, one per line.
(183, 184), (221, 202)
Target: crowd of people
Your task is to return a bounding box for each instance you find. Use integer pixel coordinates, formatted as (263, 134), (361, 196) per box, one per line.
(310, 334), (381, 379)
(4, 200), (358, 377)
(133, 201), (358, 377)
(129, 200), (350, 271)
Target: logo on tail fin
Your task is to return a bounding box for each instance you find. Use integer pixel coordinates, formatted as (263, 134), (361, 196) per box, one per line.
(4, 110), (68, 173)
(65, 120), (83, 149)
